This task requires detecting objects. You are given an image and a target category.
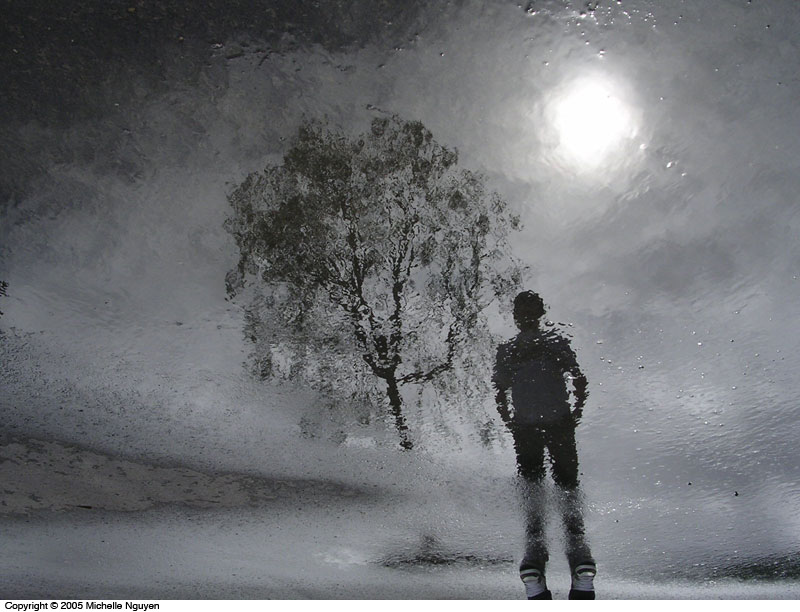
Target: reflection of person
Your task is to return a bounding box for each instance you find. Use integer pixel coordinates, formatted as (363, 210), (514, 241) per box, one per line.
(493, 291), (596, 600)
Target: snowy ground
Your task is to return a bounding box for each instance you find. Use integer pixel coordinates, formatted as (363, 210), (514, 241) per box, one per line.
(3, 438), (800, 600)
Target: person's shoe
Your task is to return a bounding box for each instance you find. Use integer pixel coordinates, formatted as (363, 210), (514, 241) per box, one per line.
(568, 563), (596, 600)
(520, 567), (552, 600)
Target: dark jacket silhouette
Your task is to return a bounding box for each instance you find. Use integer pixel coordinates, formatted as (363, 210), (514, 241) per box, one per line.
(494, 326), (584, 427)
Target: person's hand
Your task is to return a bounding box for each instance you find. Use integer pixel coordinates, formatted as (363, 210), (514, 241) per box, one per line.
(496, 389), (511, 425)
(572, 375), (588, 411)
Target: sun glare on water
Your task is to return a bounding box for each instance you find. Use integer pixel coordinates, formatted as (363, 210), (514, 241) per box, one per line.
(545, 74), (640, 174)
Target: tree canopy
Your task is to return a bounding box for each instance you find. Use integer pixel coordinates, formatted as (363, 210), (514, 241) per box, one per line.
(225, 116), (522, 449)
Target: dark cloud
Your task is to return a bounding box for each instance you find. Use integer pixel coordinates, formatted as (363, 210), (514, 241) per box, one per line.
(1, 0), (422, 125)
(634, 236), (737, 300)
(0, 0), (424, 203)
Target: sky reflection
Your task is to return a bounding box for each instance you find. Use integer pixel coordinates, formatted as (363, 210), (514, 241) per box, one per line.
(541, 71), (641, 175)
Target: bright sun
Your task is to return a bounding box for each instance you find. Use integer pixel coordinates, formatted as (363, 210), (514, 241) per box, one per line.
(546, 75), (640, 172)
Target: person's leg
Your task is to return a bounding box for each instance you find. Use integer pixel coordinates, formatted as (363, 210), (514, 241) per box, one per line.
(546, 425), (596, 593)
(512, 426), (551, 598)
(512, 424), (547, 482)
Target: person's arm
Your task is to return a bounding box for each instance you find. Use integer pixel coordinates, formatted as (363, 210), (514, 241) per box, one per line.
(556, 336), (588, 422)
(571, 372), (588, 422)
(495, 386), (511, 424)
(493, 345), (512, 425)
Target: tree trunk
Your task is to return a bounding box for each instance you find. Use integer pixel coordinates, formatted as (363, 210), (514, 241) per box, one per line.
(385, 375), (413, 450)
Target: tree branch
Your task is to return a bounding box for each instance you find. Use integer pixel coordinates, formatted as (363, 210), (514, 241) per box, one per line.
(397, 316), (460, 384)
(387, 215), (416, 357)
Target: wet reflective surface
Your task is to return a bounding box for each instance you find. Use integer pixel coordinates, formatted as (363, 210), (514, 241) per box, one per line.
(3, 0), (800, 599)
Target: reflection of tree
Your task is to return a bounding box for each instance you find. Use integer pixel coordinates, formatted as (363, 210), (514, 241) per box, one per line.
(225, 116), (522, 449)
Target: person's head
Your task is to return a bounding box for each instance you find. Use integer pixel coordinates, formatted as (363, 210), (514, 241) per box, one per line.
(513, 291), (545, 331)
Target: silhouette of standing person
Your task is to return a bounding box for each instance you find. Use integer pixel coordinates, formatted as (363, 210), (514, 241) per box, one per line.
(493, 291), (596, 599)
